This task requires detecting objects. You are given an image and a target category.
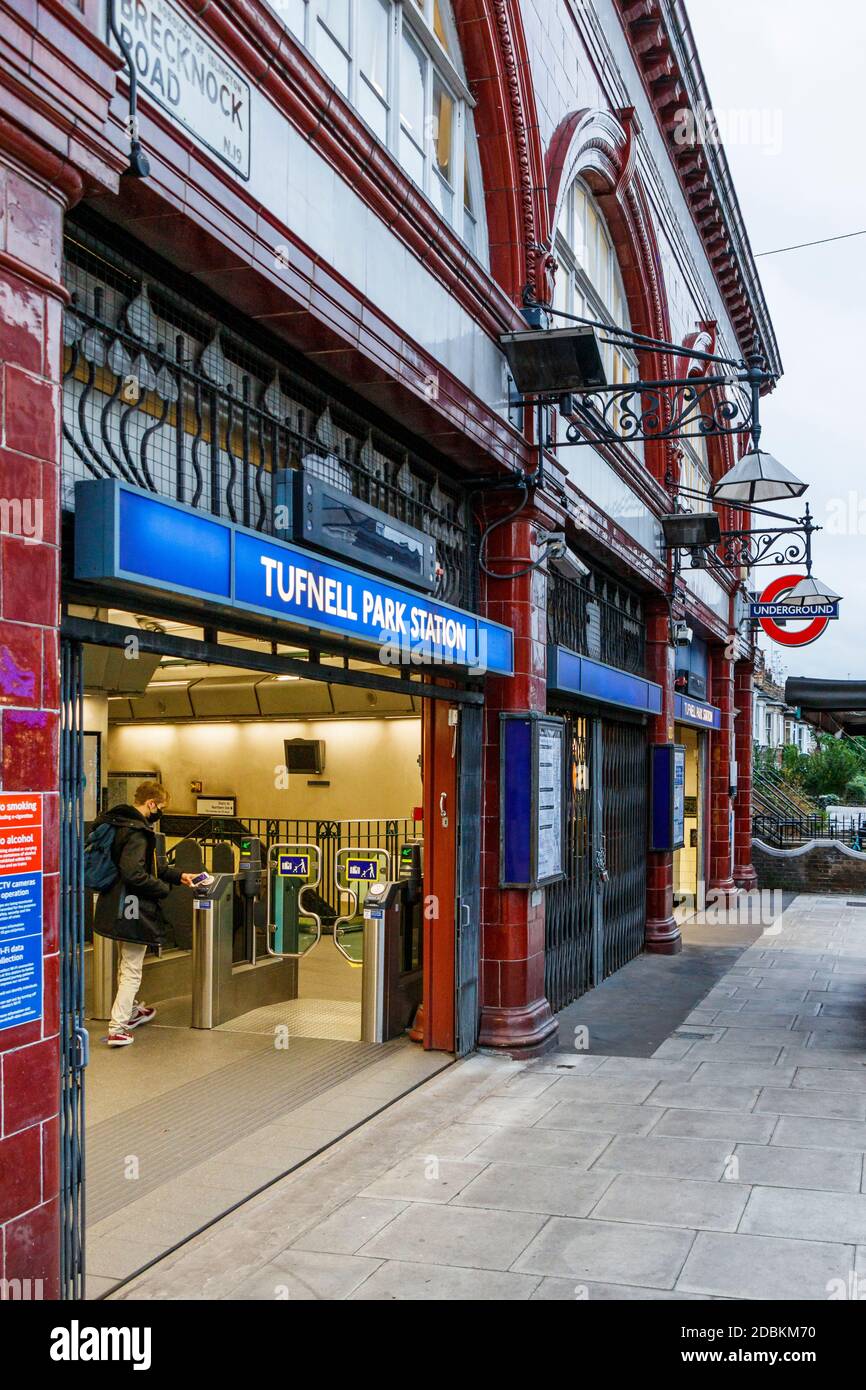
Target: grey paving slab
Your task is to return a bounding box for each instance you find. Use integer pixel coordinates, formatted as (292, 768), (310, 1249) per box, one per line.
(677, 1041), (786, 1063)
(741, 1186), (866, 1244)
(591, 1134), (733, 1180)
(652, 1039), (700, 1060)
(529, 1277), (704, 1300)
(652, 1108), (777, 1143)
(451, 1163), (614, 1217)
(711, 1010), (799, 1028)
(793, 1066), (866, 1092)
(358, 1156), (487, 1204)
(542, 1075), (658, 1104)
(533, 1100), (662, 1136)
(358, 1202), (546, 1270)
(491, 1073), (560, 1099)
(771, 1114), (866, 1152)
(348, 1260), (540, 1300)
(593, 1056), (701, 1081)
(692, 1062), (796, 1088)
(291, 1198), (407, 1254)
(644, 1082), (760, 1113)
(730, 1143), (862, 1193)
(513, 1217), (695, 1289)
(467, 1125), (612, 1170)
(755, 1088), (866, 1120)
(412, 1123), (497, 1159)
(524, 1054), (608, 1076)
(677, 1231), (853, 1300)
(231, 1249), (383, 1300)
(592, 1173), (748, 1231)
(459, 1094), (559, 1128)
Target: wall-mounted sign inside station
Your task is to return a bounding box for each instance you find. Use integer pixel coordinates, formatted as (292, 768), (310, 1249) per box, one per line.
(749, 573), (839, 648)
(0, 793), (43, 1033)
(74, 481), (514, 676)
(110, 0), (251, 180)
(500, 714), (566, 888)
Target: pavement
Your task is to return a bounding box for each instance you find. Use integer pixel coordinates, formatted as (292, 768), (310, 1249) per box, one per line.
(110, 892), (866, 1301)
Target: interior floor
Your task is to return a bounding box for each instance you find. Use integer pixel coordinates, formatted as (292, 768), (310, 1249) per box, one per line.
(84, 939), (446, 1298)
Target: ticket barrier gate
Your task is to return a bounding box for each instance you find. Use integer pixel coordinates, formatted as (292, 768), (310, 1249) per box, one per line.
(361, 841), (424, 1043)
(191, 837), (295, 1028)
(265, 844), (323, 959)
(334, 847), (392, 966)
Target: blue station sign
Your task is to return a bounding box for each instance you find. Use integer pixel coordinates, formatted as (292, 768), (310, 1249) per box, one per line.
(74, 481), (514, 676)
(674, 693), (722, 730)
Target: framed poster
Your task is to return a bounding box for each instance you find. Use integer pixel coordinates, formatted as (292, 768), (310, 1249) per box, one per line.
(649, 744), (686, 852)
(499, 713), (566, 887)
(83, 732), (101, 822)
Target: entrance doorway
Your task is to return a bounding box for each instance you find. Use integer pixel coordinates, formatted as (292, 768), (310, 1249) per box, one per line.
(59, 607), (479, 1296)
(673, 725), (705, 921)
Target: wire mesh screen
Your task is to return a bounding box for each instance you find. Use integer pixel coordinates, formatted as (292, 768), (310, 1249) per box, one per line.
(544, 712), (594, 1013)
(61, 222), (477, 610)
(548, 568), (645, 674)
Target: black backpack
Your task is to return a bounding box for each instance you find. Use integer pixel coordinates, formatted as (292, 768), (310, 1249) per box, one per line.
(84, 822), (120, 892)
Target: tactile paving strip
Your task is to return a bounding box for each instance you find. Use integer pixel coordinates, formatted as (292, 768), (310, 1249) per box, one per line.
(87, 1036), (397, 1224)
(217, 998), (362, 1041)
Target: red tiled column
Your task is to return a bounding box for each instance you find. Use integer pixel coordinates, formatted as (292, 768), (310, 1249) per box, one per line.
(645, 598), (681, 953)
(476, 496), (558, 1057)
(708, 644), (737, 903)
(733, 658), (758, 891)
(0, 157), (67, 1300)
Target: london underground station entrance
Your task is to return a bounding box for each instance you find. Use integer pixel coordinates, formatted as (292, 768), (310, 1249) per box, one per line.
(61, 604), (481, 1296)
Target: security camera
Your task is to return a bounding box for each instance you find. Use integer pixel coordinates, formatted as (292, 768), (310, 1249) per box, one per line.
(545, 532), (590, 580)
(673, 621), (693, 645)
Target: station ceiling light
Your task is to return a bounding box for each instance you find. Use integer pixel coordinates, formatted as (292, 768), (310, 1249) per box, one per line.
(660, 512), (722, 549)
(782, 575), (843, 607)
(709, 448), (807, 504)
(499, 325), (608, 394)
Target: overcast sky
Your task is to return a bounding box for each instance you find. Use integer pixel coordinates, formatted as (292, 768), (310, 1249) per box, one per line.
(687, 0), (865, 683)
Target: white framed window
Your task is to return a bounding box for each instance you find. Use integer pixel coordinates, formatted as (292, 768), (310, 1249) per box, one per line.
(272, 0), (487, 258)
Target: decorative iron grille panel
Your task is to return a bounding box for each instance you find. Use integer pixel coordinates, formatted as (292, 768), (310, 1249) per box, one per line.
(544, 712), (594, 1013)
(601, 720), (647, 977)
(61, 223), (476, 610)
(548, 569), (645, 675)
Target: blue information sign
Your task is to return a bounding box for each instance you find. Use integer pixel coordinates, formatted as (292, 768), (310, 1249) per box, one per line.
(278, 854), (310, 877)
(0, 794), (43, 1033)
(347, 858), (379, 881)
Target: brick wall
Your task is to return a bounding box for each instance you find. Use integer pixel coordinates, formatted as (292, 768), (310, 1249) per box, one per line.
(0, 160), (64, 1299)
(753, 839), (866, 896)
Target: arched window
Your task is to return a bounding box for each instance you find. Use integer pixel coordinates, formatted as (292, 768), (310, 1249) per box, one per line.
(553, 179), (637, 394)
(276, 0), (488, 259)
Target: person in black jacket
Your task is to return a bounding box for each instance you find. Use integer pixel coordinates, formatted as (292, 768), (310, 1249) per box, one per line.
(93, 781), (197, 1048)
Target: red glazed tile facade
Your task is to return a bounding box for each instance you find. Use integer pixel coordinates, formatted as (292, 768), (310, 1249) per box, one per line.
(0, 0), (777, 1291)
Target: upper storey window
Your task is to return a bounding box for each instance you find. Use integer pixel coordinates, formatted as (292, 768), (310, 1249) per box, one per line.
(277, 0), (487, 259)
(554, 179), (637, 394)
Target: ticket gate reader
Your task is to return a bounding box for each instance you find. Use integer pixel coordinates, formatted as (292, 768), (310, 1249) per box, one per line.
(334, 847), (392, 965)
(265, 843), (323, 958)
(360, 840), (424, 1042)
(191, 837), (295, 1028)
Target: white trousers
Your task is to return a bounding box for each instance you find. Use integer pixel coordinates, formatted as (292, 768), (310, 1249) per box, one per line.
(109, 941), (148, 1031)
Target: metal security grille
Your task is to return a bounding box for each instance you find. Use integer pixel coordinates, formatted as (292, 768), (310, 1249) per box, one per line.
(544, 713), (594, 1013)
(601, 721), (647, 977)
(59, 640), (87, 1300)
(547, 568), (645, 674)
(61, 220), (476, 610)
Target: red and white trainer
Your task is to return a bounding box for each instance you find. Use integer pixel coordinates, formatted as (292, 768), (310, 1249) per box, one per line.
(106, 1029), (134, 1048)
(128, 1003), (156, 1029)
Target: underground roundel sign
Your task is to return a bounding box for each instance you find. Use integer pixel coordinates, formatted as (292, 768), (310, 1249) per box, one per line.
(750, 573), (838, 648)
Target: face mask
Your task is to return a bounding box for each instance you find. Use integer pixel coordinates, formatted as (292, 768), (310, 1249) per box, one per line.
(146, 806), (162, 824)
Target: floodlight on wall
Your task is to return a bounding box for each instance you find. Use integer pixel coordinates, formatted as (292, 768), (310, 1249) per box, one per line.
(499, 326), (608, 394)
(660, 512), (722, 550)
(781, 575), (843, 608)
(709, 449), (807, 505)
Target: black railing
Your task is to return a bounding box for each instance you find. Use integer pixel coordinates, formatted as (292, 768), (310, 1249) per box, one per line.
(753, 814), (866, 849)
(163, 814), (422, 918)
(547, 569), (645, 675)
(61, 225), (476, 611)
